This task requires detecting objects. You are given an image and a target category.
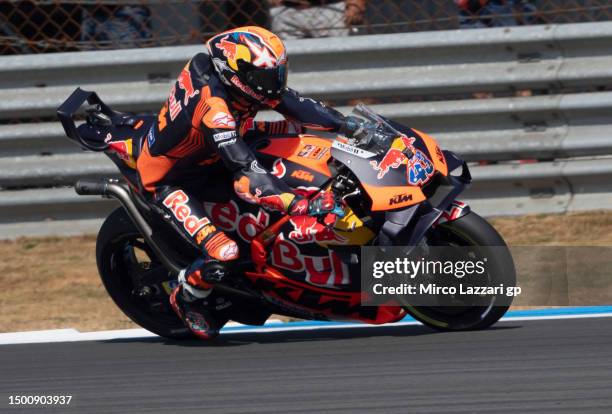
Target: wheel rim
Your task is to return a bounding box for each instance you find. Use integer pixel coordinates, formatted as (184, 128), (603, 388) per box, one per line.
(104, 232), (185, 329)
(402, 222), (507, 327)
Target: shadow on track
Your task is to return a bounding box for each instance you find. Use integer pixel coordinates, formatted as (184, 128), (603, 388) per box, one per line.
(103, 323), (521, 348)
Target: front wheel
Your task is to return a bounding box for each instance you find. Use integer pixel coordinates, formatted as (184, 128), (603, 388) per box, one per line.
(402, 211), (516, 331)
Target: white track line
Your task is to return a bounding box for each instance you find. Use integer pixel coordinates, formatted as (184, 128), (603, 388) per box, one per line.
(1, 312), (612, 346)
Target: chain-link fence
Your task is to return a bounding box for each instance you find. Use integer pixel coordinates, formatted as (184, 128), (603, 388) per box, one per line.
(1, 1), (612, 54)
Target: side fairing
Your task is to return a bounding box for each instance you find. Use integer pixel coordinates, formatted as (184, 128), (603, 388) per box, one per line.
(252, 135), (332, 192)
(331, 128), (448, 211)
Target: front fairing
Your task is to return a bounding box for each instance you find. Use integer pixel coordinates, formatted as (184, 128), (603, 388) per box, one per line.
(330, 128), (452, 211)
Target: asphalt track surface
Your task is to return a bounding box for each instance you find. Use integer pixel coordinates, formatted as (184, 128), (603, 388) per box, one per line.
(2, 316), (612, 414)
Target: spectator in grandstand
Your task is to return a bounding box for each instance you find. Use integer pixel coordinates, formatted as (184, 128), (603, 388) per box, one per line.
(267, 0), (366, 39)
(514, 0), (547, 25)
(81, 5), (152, 49)
(456, 0), (544, 29)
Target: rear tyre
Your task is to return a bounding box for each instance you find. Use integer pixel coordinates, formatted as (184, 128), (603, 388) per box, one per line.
(96, 207), (192, 339)
(402, 211), (515, 331)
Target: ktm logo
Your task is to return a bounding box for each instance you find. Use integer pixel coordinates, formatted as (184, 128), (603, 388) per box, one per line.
(389, 193), (413, 205)
(196, 225), (217, 245)
(291, 170), (314, 182)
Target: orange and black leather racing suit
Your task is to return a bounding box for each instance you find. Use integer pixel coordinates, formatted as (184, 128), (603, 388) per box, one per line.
(136, 53), (346, 274)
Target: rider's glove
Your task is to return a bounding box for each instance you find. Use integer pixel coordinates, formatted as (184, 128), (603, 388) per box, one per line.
(340, 116), (367, 139)
(289, 192), (345, 220)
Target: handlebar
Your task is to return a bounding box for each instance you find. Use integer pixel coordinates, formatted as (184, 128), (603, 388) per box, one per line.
(74, 179), (107, 196)
(57, 87), (115, 152)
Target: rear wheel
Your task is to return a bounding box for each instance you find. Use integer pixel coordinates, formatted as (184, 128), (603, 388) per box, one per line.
(402, 211), (515, 331)
(96, 207), (192, 339)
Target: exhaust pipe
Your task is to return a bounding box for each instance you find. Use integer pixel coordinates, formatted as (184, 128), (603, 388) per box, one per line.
(75, 179), (260, 301)
(76, 178), (182, 275)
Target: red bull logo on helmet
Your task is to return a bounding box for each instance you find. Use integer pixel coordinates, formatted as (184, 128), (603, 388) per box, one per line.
(216, 35), (239, 61)
(214, 34), (255, 72)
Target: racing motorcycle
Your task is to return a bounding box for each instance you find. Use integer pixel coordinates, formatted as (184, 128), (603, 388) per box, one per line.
(57, 87), (515, 339)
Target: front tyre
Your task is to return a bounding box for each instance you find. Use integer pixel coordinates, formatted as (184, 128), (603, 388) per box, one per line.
(402, 212), (516, 331)
(96, 207), (192, 339)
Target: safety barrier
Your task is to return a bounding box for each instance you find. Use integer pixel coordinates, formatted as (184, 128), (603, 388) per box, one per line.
(1, 21), (611, 235)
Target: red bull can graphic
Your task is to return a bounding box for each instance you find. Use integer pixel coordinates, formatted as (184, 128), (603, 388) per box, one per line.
(288, 216), (347, 244)
(177, 68), (199, 106)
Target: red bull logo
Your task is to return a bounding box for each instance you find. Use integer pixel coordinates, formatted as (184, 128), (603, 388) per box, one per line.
(288, 216), (347, 245)
(107, 139), (136, 169)
(177, 69), (199, 106)
(369, 136), (415, 179)
(216, 35), (238, 61)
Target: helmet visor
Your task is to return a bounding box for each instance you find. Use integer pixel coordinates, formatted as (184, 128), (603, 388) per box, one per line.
(238, 59), (288, 99)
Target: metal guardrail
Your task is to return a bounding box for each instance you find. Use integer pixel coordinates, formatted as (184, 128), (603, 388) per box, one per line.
(3, 91), (612, 161)
(1, 21), (612, 236)
(2, 158), (610, 224)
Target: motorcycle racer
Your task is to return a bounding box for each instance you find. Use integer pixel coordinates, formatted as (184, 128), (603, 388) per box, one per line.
(136, 26), (354, 339)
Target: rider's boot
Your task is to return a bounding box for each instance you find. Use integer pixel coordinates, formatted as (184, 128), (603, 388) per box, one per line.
(170, 232), (239, 340)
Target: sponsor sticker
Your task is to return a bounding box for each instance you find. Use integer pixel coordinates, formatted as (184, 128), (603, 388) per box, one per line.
(298, 144), (330, 159)
(332, 141), (376, 159)
(217, 138), (237, 148)
(230, 74), (264, 101)
(389, 193), (413, 206)
(369, 136), (425, 181)
(213, 130), (237, 142)
(147, 128), (156, 147)
(271, 158), (286, 178)
(288, 216), (347, 245)
(211, 112), (236, 128)
(291, 170), (314, 182)
(196, 225), (217, 245)
(216, 35), (239, 61)
(162, 190), (211, 236)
